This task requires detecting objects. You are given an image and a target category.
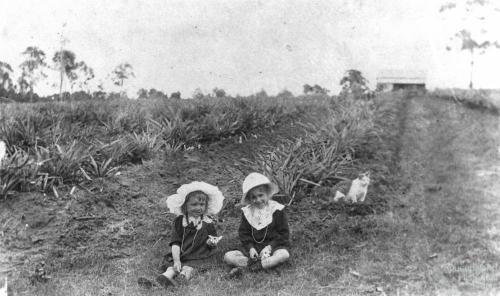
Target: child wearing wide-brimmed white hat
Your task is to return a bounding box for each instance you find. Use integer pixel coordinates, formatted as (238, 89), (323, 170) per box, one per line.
(155, 181), (224, 289)
(224, 172), (290, 277)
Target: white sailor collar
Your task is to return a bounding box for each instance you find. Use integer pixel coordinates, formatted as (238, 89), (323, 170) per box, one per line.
(182, 215), (213, 230)
(242, 200), (285, 230)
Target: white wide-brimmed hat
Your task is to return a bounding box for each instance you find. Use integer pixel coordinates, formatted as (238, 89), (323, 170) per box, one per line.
(241, 172), (279, 205)
(166, 181), (224, 216)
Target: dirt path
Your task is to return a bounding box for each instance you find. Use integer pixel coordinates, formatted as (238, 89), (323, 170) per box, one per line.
(379, 96), (500, 294)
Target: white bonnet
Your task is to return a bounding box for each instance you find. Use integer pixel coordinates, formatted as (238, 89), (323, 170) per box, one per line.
(166, 181), (224, 216)
(241, 172), (279, 205)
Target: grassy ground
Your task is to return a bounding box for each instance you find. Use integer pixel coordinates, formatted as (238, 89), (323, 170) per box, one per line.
(359, 95), (500, 295)
(1, 94), (500, 295)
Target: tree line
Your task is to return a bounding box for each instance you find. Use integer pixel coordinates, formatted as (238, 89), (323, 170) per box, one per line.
(0, 46), (135, 102)
(1, 45), (372, 103)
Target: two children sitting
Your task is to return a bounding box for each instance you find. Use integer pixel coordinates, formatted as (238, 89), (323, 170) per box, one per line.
(154, 172), (290, 288)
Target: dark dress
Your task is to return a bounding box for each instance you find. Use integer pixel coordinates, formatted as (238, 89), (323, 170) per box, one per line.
(166, 215), (218, 268)
(238, 208), (290, 256)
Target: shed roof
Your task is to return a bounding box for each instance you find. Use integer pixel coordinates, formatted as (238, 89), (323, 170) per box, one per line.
(376, 69), (426, 84)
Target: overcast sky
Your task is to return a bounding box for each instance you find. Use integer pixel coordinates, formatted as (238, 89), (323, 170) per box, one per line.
(1, 0), (500, 97)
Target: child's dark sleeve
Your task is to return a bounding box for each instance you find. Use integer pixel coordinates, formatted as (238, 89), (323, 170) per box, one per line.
(238, 212), (255, 251)
(169, 216), (183, 247)
(207, 222), (217, 236)
(269, 209), (290, 250)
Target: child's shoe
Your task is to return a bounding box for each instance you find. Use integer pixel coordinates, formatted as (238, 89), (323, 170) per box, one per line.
(226, 267), (243, 279)
(155, 274), (176, 289)
(137, 277), (154, 289)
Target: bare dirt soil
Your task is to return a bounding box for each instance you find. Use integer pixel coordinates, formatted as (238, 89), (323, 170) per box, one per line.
(1, 94), (500, 295)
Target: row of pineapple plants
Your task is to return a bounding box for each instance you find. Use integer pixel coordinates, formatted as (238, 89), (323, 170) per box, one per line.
(1, 96), (316, 149)
(0, 95), (331, 199)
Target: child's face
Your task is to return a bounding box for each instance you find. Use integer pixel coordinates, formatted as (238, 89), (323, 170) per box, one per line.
(247, 185), (271, 209)
(185, 194), (207, 218)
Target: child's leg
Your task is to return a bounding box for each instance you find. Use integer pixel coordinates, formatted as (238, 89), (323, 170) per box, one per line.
(224, 250), (249, 267)
(261, 249), (290, 269)
(161, 266), (176, 280)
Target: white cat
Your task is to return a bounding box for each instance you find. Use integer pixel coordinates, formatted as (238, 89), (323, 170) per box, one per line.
(333, 190), (346, 201)
(0, 277), (7, 296)
(333, 172), (371, 203)
(0, 140), (6, 167)
(346, 172), (370, 203)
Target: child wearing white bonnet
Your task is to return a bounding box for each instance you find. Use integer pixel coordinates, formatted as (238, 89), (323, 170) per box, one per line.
(155, 181), (224, 288)
(224, 172), (290, 277)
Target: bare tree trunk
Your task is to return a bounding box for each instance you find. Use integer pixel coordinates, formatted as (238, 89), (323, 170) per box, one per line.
(469, 50), (474, 89)
(29, 83), (33, 103)
(59, 70), (63, 100)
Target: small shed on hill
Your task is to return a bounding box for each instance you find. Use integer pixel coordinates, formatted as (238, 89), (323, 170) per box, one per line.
(376, 70), (426, 92)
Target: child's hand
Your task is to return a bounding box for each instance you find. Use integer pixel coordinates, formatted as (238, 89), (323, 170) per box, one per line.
(173, 261), (182, 273)
(249, 248), (259, 259)
(206, 235), (223, 247)
(260, 245), (272, 259)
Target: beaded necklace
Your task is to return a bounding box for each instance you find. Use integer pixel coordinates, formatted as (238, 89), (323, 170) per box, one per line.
(251, 225), (268, 244)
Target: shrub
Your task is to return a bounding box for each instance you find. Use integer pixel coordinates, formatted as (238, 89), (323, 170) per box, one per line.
(125, 125), (165, 163)
(81, 155), (120, 179)
(0, 113), (53, 150)
(150, 105), (197, 148)
(36, 141), (90, 188)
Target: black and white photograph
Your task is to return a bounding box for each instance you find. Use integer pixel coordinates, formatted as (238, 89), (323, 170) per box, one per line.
(1, 0), (500, 295)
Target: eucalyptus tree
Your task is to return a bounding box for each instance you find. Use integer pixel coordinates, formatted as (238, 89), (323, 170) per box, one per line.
(213, 87), (226, 98)
(72, 61), (95, 93)
(340, 69), (369, 97)
(19, 46), (47, 101)
(137, 88), (148, 99)
(440, 0), (500, 89)
(53, 50), (77, 99)
(111, 63), (135, 95)
(192, 88), (204, 99)
(303, 84), (329, 95)
(0, 61), (14, 92)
